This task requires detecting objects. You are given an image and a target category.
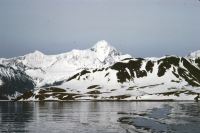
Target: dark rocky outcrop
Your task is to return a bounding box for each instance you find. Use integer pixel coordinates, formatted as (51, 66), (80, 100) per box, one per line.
(0, 65), (35, 99)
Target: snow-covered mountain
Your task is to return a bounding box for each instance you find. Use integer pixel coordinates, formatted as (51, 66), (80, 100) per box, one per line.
(19, 55), (199, 101)
(0, 40), (131, 87)
(0, 41), (200, 101)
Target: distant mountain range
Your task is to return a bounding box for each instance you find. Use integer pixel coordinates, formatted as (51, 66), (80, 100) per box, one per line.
(0, 40), (200, 101)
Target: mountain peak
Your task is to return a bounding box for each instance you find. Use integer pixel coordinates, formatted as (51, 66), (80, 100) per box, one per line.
(92, 40), (111, 50)
(24, 50), (45, 63)
(91, 40), (120, 62)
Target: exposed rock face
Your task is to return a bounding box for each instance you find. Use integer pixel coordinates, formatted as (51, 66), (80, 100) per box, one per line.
(0, 65), (35, 100)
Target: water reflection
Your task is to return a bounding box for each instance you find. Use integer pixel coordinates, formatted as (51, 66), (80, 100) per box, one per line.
(0, 102), (200, 133)
(0, 102), (34, 132)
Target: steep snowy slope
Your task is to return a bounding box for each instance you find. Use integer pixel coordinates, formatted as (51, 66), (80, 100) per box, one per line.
(0, 65), (35, 100)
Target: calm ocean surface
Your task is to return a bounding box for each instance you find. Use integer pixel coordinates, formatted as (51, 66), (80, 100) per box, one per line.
(0, 101), (200, 133)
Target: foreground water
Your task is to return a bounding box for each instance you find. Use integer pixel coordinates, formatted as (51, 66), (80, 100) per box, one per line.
(0, 101), (200, 133)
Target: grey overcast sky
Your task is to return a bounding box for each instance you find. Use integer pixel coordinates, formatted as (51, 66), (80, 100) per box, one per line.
(0, 0), (200, 58)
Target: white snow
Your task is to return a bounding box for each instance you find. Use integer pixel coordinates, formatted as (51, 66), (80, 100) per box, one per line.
(188, 50), (200, 58)
(91, 40), (119, 62)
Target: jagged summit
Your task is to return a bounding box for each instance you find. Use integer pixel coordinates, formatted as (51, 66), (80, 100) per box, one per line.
(91, 40), (117, 52)
(91, 40), (120, 62)
(92, 40), (110, 48)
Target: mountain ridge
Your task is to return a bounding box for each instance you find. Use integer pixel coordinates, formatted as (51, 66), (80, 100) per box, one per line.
(0, 40), (131, 87)
(0, 40), (200, 101)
